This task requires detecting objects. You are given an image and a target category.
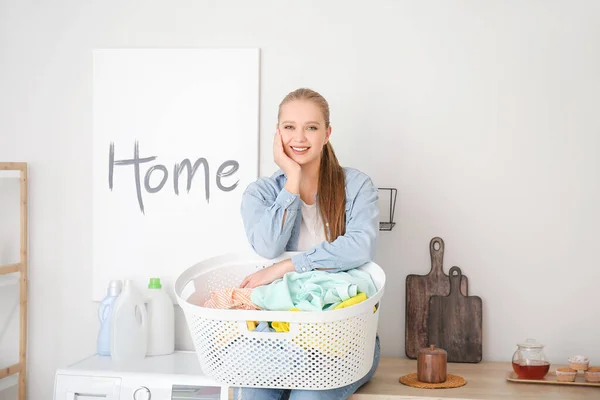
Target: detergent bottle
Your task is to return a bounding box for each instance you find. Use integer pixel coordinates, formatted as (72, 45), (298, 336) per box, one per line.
(110, 280), (148, 361)
(96, 280), (122, 356)
(145, 277), (175, 356)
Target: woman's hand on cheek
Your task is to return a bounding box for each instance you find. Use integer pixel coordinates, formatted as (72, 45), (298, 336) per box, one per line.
(240, 259), (296, 289)
(273, 129), (301, 181)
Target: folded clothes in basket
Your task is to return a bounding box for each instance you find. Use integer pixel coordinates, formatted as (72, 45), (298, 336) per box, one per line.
(203, 269), (377, 333)
(251, 269), (377, 312)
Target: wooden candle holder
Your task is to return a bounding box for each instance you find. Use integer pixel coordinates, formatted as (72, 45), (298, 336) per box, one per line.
(418, 344), (447, 383)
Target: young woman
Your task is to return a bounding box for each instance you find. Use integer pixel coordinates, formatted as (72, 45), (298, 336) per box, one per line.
(235, 88), (380, 400)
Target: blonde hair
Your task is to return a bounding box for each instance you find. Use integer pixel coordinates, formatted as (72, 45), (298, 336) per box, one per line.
(278, 88), (346, 242)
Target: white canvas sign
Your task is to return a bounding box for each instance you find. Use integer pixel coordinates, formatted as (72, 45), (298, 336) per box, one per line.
(92, 48), (259, 301)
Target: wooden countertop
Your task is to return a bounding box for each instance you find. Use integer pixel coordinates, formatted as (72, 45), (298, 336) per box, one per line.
(350, 357), (600, 399)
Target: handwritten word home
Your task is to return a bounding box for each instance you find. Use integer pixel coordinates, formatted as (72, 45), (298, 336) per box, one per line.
(108, 141), (240, 214)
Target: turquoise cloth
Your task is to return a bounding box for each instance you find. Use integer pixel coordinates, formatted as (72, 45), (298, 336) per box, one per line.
(251, 269), (377, 311)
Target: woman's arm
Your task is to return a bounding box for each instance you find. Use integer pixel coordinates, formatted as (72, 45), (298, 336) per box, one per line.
(240, 180), (300, 259)
(291, 173), (379, 273)
(241, 130), (303, 259)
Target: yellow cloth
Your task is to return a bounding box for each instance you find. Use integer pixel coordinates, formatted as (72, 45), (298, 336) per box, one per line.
(246, 321), (258, 331)
(333, 292), (367, 309)
(271, 308), (300, 332)
(271, 321), (289, 332)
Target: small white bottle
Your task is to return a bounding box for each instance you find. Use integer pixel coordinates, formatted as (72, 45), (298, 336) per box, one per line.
(110, 280), (148, 361)
(145, 277), (175, 356)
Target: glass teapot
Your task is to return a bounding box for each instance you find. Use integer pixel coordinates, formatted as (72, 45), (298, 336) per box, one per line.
(512, 338), (550, 379)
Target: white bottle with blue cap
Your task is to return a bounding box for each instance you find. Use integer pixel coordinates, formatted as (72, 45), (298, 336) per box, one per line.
(96, 280), (122, 356)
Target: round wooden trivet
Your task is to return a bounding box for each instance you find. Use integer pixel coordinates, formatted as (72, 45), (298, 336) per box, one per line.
(399, 373), (467, 389)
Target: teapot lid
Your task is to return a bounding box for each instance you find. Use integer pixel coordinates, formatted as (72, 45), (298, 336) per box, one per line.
(517, 338), (544, 348)
(420, 344), (447, 355)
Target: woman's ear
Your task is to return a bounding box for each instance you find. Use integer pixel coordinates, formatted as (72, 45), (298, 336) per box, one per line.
(325, 126), (332, 144)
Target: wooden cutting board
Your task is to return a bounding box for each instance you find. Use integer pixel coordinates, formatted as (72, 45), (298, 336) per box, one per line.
(405, 237), (468, 359)
(428, 266), (482, 363)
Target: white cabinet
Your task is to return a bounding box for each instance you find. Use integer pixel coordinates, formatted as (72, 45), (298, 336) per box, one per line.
(54, 375), (121, 400)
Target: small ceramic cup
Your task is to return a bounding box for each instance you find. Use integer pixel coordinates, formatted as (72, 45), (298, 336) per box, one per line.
(555, 367), (577, 382)
(584, 367), (600, 383)
(568, 355), (589, 371)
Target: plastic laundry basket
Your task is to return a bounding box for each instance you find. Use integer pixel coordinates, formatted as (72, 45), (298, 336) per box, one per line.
(175, 251), (386, 390)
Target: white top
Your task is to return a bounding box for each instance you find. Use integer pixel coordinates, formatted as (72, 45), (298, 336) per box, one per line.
(296, 199), (327, 251)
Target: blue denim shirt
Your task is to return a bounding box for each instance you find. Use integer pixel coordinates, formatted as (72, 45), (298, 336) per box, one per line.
(240, 167), (379, 273)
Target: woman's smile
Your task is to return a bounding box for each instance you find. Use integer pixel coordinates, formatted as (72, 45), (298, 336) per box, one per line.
(291, 146), (310, 155)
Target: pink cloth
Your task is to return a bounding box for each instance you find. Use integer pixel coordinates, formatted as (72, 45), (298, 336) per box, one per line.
(203, 288), (260, 310)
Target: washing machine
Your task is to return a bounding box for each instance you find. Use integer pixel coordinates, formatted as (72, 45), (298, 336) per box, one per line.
(53, 351), (229, 400)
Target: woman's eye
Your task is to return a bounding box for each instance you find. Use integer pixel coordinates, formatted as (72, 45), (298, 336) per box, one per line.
(307, 126), (317, 131)
(284, 125), (294, 129)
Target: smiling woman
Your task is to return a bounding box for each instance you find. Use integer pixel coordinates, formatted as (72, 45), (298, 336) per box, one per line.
(235, 88), (381, 399)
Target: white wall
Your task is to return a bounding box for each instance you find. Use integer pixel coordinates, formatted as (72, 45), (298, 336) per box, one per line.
(0, 384), (17, 400)
(1, 0), (599, 398)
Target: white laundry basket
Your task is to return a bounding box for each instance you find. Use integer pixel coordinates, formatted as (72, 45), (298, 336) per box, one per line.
(175, 251), (386, 390)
